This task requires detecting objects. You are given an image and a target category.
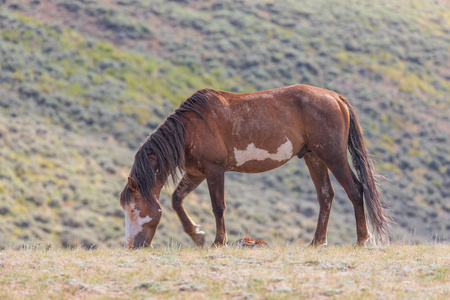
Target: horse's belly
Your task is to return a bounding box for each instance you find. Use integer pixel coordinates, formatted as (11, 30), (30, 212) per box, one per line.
(228, 159), (292, 173)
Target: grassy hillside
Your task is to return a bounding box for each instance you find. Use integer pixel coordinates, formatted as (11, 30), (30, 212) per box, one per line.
(0, 0), (449, 248)
(0, 10), (249, 248)
(0, 244), (448, 299)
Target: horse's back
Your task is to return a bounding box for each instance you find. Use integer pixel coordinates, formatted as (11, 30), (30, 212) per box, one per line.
(213, 84), (346, 141)
(201, 85), (344, 172)
(183, 85), (349, 173)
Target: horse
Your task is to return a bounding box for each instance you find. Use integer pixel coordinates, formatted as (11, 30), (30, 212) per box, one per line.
(119, 84), (389, 249)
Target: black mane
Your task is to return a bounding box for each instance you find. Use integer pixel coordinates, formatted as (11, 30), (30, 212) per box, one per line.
(120, 89), (215, 206)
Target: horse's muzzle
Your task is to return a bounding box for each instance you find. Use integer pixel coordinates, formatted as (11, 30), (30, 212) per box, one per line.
(127, 226), (158, 249)
(131, 231), (150, 248)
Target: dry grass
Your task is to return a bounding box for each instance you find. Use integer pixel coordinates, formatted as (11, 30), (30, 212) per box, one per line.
(0, 243), (448, 299)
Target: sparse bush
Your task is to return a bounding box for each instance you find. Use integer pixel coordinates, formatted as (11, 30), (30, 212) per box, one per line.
(57, 1), (81, 13)
(100, 15), (153, 40)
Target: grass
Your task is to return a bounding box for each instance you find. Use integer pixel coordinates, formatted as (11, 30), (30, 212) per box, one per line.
(0, 243), (448, 299)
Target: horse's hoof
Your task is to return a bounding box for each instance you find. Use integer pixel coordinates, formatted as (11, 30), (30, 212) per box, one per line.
(308, 238), (327, 248)
(353, 241), (367, 248)
(210, 240), (227, 248)
(192, 231), (205, 247)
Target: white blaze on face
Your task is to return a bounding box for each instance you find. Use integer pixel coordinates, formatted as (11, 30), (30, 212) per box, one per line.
(124, 204), (152, 246)
(234, 138), (293, 166)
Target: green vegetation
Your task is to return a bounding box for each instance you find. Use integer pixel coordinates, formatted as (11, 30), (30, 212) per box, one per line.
(0, 0), (448, 248)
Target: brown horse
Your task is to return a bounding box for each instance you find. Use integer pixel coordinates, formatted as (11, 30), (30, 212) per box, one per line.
(120, 85), (389, 249)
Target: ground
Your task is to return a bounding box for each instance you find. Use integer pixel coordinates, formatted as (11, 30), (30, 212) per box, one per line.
(0, 243), (448, 299)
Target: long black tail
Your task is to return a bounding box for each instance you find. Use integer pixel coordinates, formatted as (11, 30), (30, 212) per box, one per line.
(340, 96), (390, 245)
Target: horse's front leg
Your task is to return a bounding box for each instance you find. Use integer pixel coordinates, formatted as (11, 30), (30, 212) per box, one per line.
(205, 165), (227, 247)
(172, 173), (206, 246)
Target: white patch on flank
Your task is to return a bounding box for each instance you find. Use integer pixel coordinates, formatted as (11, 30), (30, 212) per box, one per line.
(125, 204), (152, 246)
(234, 138), (293, 166)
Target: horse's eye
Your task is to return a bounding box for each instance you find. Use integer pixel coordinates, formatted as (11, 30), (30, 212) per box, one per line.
(131, 209), (135, 213)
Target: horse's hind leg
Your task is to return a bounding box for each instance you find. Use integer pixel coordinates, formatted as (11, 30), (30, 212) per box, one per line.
(172, 173), (206, 246)
(319, 154), (371, 246)
(304, 152), (335, 247)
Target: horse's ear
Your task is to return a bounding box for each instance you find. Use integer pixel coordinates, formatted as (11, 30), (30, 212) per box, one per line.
(128, 177), (138, 191)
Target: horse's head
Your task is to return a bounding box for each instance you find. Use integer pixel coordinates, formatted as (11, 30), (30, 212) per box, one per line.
(120, 174), (164, 249)
(120, 113), (186, 248)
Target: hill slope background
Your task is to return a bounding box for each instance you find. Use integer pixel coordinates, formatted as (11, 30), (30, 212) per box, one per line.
(0, 0), (449, 248)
